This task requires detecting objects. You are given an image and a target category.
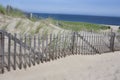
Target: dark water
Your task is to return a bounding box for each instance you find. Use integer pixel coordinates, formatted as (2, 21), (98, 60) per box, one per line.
(31, 13), (120, 25)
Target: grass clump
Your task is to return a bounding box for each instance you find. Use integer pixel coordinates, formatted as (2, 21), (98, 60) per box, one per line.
(6, 6), (25, 18)
(35, 24), (43, 34)
(0, 4), (6, 14)
(1, 24), (9, 30)
(0, 4), (26, 18)
(15, 20), (23, 29)
(29, 16), (39, 22)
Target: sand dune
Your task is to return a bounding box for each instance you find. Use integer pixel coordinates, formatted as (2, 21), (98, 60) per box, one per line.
(0, 51), (120, 80)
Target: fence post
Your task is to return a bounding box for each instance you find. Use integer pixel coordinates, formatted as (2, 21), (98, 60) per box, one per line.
(71, 32), (76, 54)
(110, 32), (115, 52)
(0, 31), (4, 73)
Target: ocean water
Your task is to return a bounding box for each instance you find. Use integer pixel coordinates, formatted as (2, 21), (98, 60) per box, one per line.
(32, 13), (120, 26)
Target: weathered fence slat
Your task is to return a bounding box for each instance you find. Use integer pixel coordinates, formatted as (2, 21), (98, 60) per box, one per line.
(55, 34), (58, 59)
(63, 33), (66, 57)
(76, 32), (78, 54)
(8, 33), (11, 71)
(33, 35), (36, 65)
(37, 34), (40, 64)
(41, 34), (44, 62)
(28, 35), (31, 67)
(49, 34), (52, 60)
(45, 34), (48, 61)
(91, 32), (94, 54)
(60, 33), (62, 57)
(19, 35), (22, 69)
(0, 31), (4, 73)
(72, 32), (75, 55)
(86, 32), (88, 55)
(13, 33), (17, 70)
(81, 32), (83, 55)
(110, 32), (115, 52)
(58, 34), (60, 57)
(98, 34), (101, 54)
(53, 34), (55, 59)
(78, 32), (81, 54)
(24, 34), (27, 68)
(83, 32), (85, 55)
(85, 32), (87, 54)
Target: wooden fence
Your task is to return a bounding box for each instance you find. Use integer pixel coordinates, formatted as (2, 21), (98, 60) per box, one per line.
(0, 30), (120, 74)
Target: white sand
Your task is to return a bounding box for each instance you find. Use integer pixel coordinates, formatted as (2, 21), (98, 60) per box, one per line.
(0, 51), (120, 80)
(104, 25), (119, 32)
(109, 25), (119, 32)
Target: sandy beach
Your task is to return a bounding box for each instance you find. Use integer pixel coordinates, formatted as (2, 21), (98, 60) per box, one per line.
(0, 51), (120, 80)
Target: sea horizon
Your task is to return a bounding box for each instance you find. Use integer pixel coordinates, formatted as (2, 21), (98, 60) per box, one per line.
(27, 12), (120, 26)
(29, 12), (120, 18)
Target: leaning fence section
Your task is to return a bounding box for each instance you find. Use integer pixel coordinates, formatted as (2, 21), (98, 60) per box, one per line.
(0, 30), (120, 74)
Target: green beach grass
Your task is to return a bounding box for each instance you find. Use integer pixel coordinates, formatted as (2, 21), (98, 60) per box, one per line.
(50, 19), (110, 31)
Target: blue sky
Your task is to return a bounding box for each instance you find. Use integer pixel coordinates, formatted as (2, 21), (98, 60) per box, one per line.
(0, 0), (120, 17)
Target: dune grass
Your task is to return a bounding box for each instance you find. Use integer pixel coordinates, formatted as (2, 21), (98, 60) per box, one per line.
(53, 20), (109, 31)
(8, 9), (25, 18)
(0, 4), (25, 18)
(45, 18), (109, 31)
(35, 24), (43, 34)
(6, 6), (26, 18)
(15, 20), (23, 29)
